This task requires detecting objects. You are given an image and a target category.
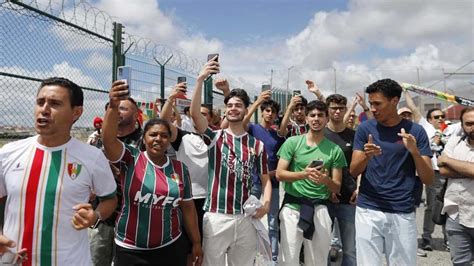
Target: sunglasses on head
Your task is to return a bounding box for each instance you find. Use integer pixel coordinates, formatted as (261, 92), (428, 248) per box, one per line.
(433, 115), (445, 119)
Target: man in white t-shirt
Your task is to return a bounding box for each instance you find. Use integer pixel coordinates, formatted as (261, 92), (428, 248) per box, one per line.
(0, 77), (117, 265)
(403, 90), (458, 251)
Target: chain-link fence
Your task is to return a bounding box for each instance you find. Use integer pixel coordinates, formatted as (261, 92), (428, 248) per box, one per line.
(0, 0), (214, 146)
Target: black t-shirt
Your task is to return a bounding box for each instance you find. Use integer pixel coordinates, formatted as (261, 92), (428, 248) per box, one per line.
(324, 127), (356, 204)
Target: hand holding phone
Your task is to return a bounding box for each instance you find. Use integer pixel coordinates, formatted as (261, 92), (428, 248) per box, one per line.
(308, 160), (324, 169)
(262, 84), (271, 91)
(177, 76), (187, 84)
(207, 53), (219, 62)
(117, 66), (132, 96)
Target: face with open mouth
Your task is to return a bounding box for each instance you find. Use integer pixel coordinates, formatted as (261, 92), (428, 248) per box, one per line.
(34, 85), (82, 139)
(306, 108), (328, 133)
(144, 124), (171, 157)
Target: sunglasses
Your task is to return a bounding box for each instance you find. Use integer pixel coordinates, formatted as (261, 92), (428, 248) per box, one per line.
(433, 115), (445, 119)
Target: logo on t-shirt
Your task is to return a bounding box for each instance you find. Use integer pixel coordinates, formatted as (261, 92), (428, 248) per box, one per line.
(67, 162), (82, 180)
(12, 162), (24, 172)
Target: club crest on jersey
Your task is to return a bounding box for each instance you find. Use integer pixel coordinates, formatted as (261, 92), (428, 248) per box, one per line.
(67, 162), (82, 180)
(171, 173), (180, 183)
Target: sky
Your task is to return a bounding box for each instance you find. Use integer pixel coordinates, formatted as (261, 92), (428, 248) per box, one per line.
(2, 0), (473, 119)
(89, 0), (473, 103)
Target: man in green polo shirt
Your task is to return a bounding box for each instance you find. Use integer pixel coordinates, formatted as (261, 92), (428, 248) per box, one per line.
(276, 100), (346, 266)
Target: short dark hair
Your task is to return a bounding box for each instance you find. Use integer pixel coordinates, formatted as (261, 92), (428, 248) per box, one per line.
(306, 100), (328, 116)
(260, 99), (280, 114)
(224, 89), (250, 108)
(140, 118), (172, 151)
(460, 107), (474, 124)
(426, 108), (443, 120)
(365, 79), (402, 100)
(200, 104), (213, 117)
(294, 95), (308, 108)
(326, 94), (347, 106)
(183, 106), (190, 114)
(39, 77), (83, 107)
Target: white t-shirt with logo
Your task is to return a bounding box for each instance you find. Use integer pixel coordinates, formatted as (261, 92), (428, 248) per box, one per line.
(0, 136), (116, 265)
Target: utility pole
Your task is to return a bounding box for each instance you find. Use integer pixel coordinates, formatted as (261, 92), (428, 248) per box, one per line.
(333, 67), (337, 93)
(270, 69), (274, 88)
(286, 66), (294, 108)
(417, 67), (420, 85)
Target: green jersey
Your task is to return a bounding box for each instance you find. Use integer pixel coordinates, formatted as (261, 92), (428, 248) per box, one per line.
(277, 135), (347, 206)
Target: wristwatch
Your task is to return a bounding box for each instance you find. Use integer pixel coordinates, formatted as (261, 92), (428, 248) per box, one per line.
(89, 210), (102, 229)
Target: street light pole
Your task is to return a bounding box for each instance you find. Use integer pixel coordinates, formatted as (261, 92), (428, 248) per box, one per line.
(333, 67), (337, 93)
(287, 66), (294, 108)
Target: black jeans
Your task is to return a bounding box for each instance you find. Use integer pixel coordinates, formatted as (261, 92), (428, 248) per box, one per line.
(114, 234), (189, 266)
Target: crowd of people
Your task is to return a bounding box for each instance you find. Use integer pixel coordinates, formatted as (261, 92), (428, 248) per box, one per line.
(0, 57), (473, 266)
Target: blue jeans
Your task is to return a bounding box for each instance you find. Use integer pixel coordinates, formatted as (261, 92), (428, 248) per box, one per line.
(251, 183), (280, 261)
(446, 216), (474, 265)
(328, 203), (356, 266)
(355, 207), (417, 265)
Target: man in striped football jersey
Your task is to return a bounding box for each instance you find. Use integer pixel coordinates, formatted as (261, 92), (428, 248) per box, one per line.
(0, 77), (117, 266)
(190, 59), (271, 266)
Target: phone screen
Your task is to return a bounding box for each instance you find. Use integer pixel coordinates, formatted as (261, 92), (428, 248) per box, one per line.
(308, 160), (324, 168)
(117, 66), (132, 96)
(177, 76), (186, 84)
(262, 84), (271, 91)
(207, 53), (219, 62)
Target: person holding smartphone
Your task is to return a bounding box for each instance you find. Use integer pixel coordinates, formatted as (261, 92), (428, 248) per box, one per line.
(276, 100), (346, 266)
(102, 80), (202, 266)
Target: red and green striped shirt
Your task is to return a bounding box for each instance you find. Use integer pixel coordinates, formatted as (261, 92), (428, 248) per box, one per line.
(286, 121), (308, 137)
(203, 128), (268, 214)
(0, 137), (116, 266)
(114, 144), (192, 249)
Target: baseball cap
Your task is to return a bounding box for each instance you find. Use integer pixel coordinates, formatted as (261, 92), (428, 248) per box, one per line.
(397, 107), (412, 115)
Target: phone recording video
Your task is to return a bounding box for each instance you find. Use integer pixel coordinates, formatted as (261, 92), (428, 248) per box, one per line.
(308, 160), (324, 168)
(177, 76), (186, 84)
(207, 53), (219, 62)
(117, 66), (132, 96)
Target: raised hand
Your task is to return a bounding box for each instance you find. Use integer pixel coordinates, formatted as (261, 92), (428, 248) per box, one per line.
(398, 128), (418, 154)
(214, 78), (230, 92)
(108, 80), (129, 108)
(306, 80), (321, 94)
(355, 92), (368, 109)
(288, 95), (303, 110)
(197, 58), (220, 81)
(257, 90), (272, 103)
(168, 83), (187, 100)
(363, 134), (382, 158)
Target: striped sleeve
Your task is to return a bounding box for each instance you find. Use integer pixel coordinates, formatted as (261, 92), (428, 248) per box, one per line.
(202, 127), (219, 147)
(182, 164), (192, 200)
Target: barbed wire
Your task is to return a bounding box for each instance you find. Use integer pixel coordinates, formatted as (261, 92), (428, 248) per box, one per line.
(7, 0), (203, 74)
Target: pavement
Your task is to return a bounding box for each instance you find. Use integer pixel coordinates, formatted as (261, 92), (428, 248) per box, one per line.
(256, 188), (452, 265)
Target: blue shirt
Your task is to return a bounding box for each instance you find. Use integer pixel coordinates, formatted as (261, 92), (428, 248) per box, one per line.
(353, 119), (432, 213)
(248, 123), (285, 187)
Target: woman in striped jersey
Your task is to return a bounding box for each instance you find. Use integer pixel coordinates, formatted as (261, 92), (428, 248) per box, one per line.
(102, 80), (203, 266)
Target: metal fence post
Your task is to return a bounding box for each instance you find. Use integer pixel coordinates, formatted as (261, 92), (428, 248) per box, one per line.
(112, 22), (124, 81)
(204, 77), (213, 110)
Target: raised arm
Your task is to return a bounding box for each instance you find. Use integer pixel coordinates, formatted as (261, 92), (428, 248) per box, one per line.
(306, 80), (325, 101)
(214, 78), (231, 98)
(278, 95), (301, 136)
(160, 84), (186, 142)
(102, 80), (128, 162)
(243, 90), (272, 126)
(356, 92), (373, 120)
(403, 89), (422, 123)
(190, 59), (220, 133)
(344, 95), (358, 125)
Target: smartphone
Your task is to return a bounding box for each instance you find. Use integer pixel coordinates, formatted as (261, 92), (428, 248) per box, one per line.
(117, 66), (132, 95)
(177, 76), (186, 84)
(262, 84), (271, 91)
(207, 53), (219, 62)
(308, 160), (324, 168)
